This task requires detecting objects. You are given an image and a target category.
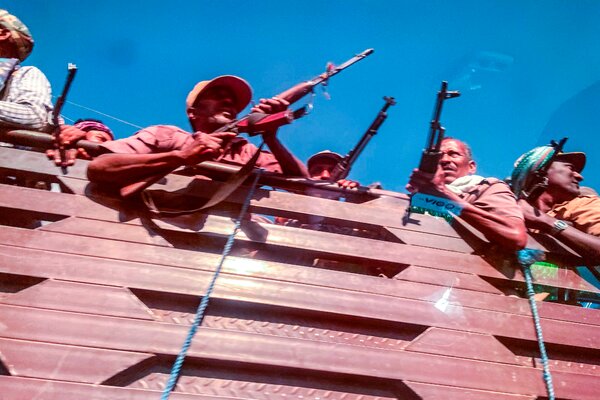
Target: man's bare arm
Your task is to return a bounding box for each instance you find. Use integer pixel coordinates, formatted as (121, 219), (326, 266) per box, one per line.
(519, 200), (600, 263)
(87, 152), (187, 187)
(408, 169), (527, 250)
(252, 97), (308, 177)
(87, 131), (236, 187)
(262, 133), (308, 177)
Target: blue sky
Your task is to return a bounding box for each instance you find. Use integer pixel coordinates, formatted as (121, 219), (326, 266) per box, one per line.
(8, 1), (600, 191)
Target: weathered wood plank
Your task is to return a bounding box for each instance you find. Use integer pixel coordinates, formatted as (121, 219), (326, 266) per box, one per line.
(0, 146), (88, 179)
(1, 280), (155, 320)
(0, 241), (599, 349)
(39, 214), (600, 294)
(1, 227), (598, 330)
(1, 305), (598, 398)
(1, 183), (589, 293)
(394, 265), (504, 294)
(1, 173), (464, 243)
(405, 327), (529, 365)
(404, 381), (537, 400)
(0, 376), (232, 399)
(386, 225), (475, 253)
(0, 338), (153, 384)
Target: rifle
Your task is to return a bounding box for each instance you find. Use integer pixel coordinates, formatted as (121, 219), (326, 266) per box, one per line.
(51, 63), (78, 172)
(517, 137), (567, 202)
(330, 96), (396, 181)
(418, 81), (460, 173)
(120, 48), (374, 198)
(404, 81), (460, 224)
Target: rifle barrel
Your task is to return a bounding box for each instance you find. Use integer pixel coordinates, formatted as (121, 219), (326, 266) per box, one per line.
(311, 48), (374, 84)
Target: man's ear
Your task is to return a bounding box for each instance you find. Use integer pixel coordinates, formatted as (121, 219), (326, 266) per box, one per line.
(0, 28), (11, 40)
(468, 159), (477, 174)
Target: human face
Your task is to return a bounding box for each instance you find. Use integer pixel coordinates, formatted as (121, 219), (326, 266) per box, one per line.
(438, 139), (476, 184)
(0, 28), (19, 59)
(546, 161), (583, 201)
(85, 130), (112, 143)
(189, 87), (238, 132)
(309, 160), (337, 181)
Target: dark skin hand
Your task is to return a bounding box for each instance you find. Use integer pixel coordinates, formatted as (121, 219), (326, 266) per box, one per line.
(407, 167), (527, 251)
(47, 125), (104, 165)
(518, 160), (600, 263)
(87, 131), (237, 187)
(250, 96), (308, 177)
(521, 199), (600, 264)
(336, 179), (359, 189)
(46, 125), (89, 166)
(88, 87), (308, 188)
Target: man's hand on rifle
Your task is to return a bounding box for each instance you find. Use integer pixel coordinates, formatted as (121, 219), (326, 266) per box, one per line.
(46, 125), (88, 166)
(251, 96), (290, 115)
(337, 179), (359, 189)
(406, 167), (447, 196)
(58, 124), (88, 145)
(178, 131), (237, 166)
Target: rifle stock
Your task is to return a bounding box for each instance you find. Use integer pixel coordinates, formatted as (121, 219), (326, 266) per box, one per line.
(119, 49), (374, 198)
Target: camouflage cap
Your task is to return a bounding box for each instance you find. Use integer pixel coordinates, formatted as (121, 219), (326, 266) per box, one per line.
(0, 9), (34, 61)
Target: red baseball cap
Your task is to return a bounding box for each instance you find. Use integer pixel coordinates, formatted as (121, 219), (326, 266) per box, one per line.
(185, 75), (252, 114)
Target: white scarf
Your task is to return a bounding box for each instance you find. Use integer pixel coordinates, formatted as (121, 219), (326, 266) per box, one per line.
(446, 174), (486, 195)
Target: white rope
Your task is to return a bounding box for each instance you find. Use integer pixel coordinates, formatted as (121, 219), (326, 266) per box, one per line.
(57, 98), (145, 129)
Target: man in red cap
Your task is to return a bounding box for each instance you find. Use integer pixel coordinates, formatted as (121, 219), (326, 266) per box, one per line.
(511, 145), (600, 263)
(88, 75), (308, 187)
(0, 9), (52, 132)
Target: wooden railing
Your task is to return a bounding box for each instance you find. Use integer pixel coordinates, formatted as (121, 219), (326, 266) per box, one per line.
(0, 136), (599, 400)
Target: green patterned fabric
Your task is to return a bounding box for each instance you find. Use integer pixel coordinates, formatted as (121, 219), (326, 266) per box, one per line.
(510, 146), (555, 196)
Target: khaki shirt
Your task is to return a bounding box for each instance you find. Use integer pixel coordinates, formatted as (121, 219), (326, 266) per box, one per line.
(548, 195), (600, 237)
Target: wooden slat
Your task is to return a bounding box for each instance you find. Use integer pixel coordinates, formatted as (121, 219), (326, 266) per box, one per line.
(0, 161), (585, 265)
(41, 213), (600, 294)
(0, 338), (152, 384)
(1, 239), (599, 349)
(1, 171), (463, 243)
(0, 183), (590, 292)
(405, 327), (528, 365)
(404, 381), (537, 400)
(1, 227), (598, 331)
(0, 376), (231, 400)
(143, 174), (463, 236)
(386, 225), (475, 253)
(0, 146), (88, 179)
(2, 304), (598, 398)
(1, 280), (155, 320)
(394, 265), (504, 294)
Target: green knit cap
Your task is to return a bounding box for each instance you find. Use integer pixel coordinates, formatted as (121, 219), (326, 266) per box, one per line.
(510, 146), (556, 196)
(511, 144), (586, 196)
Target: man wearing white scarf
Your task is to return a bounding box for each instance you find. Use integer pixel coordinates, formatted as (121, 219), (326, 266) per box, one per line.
(407, 137), (527, 251)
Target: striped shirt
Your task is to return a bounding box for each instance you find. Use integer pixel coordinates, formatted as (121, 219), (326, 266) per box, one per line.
(0, 65), (53, 131)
